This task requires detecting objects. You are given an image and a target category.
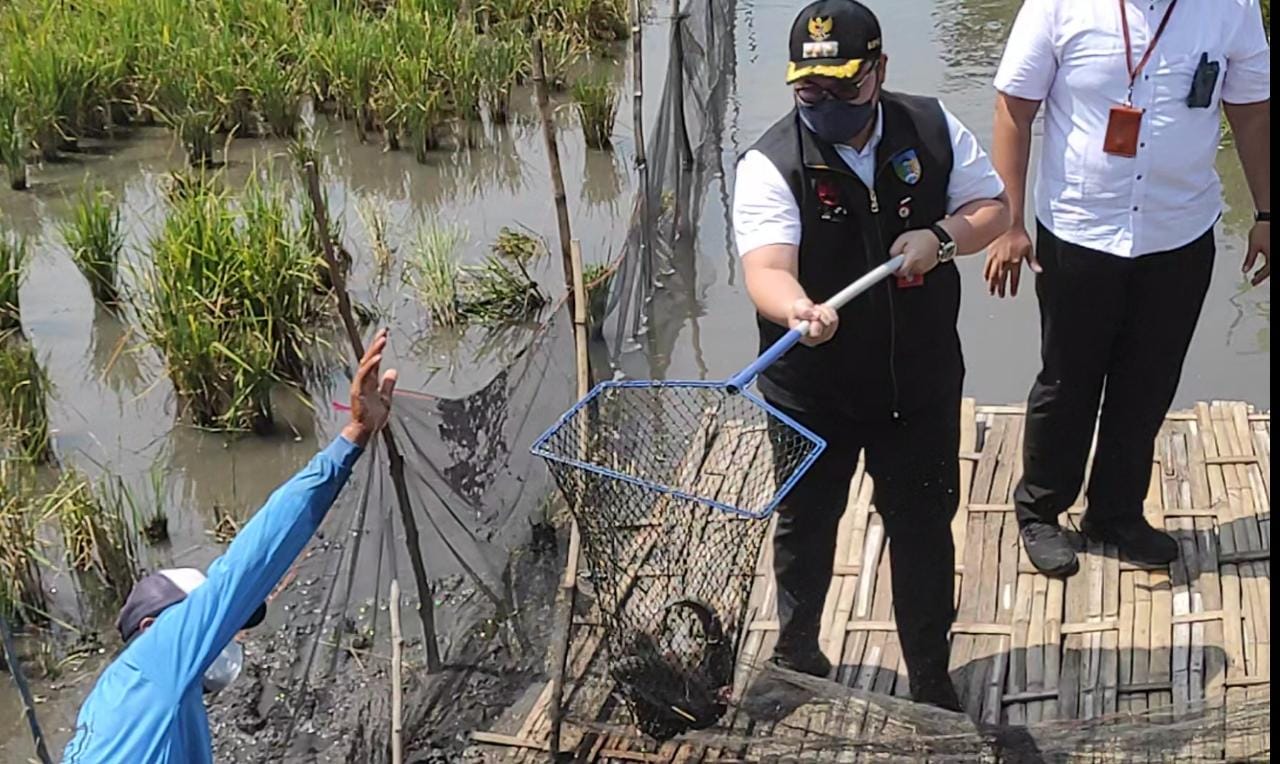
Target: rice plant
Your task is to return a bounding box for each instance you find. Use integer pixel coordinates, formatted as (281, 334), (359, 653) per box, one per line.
(0, 333), (52, 463)
(584, 260), (614, 329)
(477, 36), (526, 125)
(492, 227), (543, 264)
(572, 72), (618, 150)
(407, 222), (465, 327)
(62, 186), (124, 305)
(0, 0), (629, 163)
(44, 470), (141, 602)
(458, 255), (546, 323)
(137, 180), (309, 432)
(0, 80), (27, 190)
(356, 197), (395, 283)
(0, 226), (26, 332)
(0, 463), (47, 623)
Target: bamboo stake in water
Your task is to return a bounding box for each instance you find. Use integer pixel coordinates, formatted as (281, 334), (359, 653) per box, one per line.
(302, 160), (442, 673)
(632, 0), (653, 297)
(390, 578), (404, 764)
(531, 32), (577, 318)
(0, 614), (53, 764)
(545, 240), (591, 761)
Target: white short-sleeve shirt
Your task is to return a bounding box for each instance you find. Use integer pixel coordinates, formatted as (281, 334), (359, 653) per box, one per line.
(994, 0), (1270, 257)
(733, 104), (1006, 257)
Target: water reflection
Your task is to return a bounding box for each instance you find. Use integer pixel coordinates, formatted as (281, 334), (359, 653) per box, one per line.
(932, 0), (1022, 92)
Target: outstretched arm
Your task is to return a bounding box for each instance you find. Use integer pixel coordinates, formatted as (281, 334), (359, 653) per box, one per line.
(135, 329), (398, 693)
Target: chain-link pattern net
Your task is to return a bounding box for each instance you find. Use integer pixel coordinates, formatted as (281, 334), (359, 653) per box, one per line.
(535, 382), (821, 739)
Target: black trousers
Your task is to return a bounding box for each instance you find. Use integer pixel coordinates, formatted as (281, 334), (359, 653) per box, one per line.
(768, 390), (961, 686)
(1014, 222), (1215, 527)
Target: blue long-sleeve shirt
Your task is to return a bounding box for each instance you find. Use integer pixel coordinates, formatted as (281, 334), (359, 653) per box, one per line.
(62, 436), (362, 764)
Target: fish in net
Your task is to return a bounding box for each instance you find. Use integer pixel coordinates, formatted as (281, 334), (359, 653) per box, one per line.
(534, 262), (902, 740)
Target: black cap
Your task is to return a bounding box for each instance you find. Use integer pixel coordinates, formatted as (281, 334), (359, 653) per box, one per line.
(117, 568), (267, 642)
(787, 0), (882, 84)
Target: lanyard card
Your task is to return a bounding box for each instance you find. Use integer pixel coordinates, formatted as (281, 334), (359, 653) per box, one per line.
(1104, 104), (1144, 157)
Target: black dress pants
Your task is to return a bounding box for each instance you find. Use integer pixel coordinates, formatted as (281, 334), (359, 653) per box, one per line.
(1014, 222), (1215, 527)
(768, 390), (961, 686)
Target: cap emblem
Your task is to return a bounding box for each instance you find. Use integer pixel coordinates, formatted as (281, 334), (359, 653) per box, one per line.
(807, 15), (833, 41)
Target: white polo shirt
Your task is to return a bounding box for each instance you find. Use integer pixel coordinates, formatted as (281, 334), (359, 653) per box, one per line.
(733, 104), (1006, 257)
(994, 0), (1271, 258)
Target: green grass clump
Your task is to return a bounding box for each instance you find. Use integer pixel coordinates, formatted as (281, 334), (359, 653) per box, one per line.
(408, 222), (466, 328)
(0, 463), (47, 623)
(0, 0), (626, 161)
(0, 224), (26, 332)
(0, 79), (28, 190)
(0, 333), (51, 463)
(583, 261), (614, 328)
(136, 175), (326, 432)
(45, 471), (141, 600)
(572, 72), (619, 150)
(62, 186), (124, 305)
(459, 255), (546, 324)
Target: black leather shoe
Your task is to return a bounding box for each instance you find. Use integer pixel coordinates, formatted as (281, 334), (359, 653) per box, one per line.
(1081, 515), (1178, 566)
(770, 646), (832, 678)
(1019, 519), (1080, 578)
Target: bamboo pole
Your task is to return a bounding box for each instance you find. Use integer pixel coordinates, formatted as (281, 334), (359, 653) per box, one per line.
(632, 0), (652, 297)
(390, 578), (404, 764)
(0, 615), (53, 764)
(531, 32), (576, 318)
(302, 161), (442, 673)
(544, 240), (591, 761)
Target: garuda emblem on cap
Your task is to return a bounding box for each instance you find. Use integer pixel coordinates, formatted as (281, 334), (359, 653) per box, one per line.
(807, 16), (833, 41)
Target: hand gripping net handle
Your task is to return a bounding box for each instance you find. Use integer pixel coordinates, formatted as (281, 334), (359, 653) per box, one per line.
(726, 254), (905, 394)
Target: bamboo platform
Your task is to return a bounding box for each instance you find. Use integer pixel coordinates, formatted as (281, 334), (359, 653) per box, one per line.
(474, 401), (1271, 762)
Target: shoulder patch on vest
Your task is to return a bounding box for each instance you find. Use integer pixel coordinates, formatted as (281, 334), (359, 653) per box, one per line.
(891, 149), (922, 185)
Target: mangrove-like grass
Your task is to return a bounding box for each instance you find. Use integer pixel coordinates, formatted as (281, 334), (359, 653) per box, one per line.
(0, 334), (52, 463)
(573, 72), (619, 150)
(62, 186), (124, 305)
(0, 226), (26, 332)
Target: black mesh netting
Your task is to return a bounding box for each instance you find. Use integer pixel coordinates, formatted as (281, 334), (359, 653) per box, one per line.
(534, 382), (822, 739)
(600, 0), (735, 379)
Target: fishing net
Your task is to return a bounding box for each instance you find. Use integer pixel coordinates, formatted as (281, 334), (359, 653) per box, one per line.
(533, 381), (823, 739)
(600, 0), (735, 379)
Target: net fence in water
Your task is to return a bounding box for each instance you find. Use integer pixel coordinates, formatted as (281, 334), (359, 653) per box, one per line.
(533, 382), (823, 739)
(599, 0), (736, 379)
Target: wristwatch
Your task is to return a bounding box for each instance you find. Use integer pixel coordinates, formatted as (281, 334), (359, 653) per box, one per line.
(1256, 211), (1271, 223)
(930, 223), (957, 263)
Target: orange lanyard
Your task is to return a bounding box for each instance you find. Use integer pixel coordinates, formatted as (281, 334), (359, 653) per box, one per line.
(1120, 0), (1179, 103)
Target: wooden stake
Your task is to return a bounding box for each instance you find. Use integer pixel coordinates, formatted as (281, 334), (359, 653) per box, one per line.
(632, 0), (652, 286)
(390, 579), (404, 764)
(303, 160), (441, 673)
(531, 32), (576, 317)
(0, 615), (53, 764)
(545, 240), (591, 761)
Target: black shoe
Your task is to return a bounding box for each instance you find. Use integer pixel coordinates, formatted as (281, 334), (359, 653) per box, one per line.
(1081, 515), (1179, 566)
(770, 646), (832, 678)
(1019, 519), (1080, 578)
(910, 673), (964, 713)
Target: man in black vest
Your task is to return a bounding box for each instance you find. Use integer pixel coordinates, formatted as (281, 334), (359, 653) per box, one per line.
(733, 0), (1010, 710)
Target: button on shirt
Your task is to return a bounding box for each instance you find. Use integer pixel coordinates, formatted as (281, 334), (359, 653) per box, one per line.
(994, 0), (1271, 257)
(734, 104), (1006, 256)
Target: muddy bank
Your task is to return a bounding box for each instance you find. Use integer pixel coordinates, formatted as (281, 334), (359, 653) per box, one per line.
(206, 518), (564, 764)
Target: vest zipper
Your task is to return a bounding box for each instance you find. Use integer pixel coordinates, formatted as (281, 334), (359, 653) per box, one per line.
(810, 158), (903, 419)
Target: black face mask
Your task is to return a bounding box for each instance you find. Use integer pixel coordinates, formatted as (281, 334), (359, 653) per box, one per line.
(798, 90), (878, 145)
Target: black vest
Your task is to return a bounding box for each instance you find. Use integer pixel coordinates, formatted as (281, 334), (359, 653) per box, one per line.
(746, 91), (964, 421)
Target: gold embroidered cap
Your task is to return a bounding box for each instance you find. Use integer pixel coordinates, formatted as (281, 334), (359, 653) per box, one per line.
(787, 0), (882, 83)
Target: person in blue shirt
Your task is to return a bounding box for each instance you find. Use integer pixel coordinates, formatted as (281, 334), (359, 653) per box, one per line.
(63, 329), (397, 764)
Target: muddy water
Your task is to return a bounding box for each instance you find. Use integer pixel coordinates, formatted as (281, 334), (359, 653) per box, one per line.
(0, 0), (1269, 759)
